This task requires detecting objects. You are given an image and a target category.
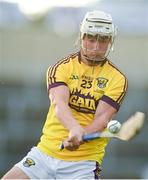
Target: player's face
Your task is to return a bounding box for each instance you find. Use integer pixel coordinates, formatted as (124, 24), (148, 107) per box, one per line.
(81, 34), (111, 61)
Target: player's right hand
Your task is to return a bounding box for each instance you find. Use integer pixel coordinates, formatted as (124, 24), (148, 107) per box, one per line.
(62, 139), (80, 151)
(63, 125), (85, 151)
(69, 125), (85, 142)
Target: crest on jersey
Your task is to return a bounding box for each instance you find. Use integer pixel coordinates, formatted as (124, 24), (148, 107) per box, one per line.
(23, 158), (35, 167)
(96, 77), (108, 88)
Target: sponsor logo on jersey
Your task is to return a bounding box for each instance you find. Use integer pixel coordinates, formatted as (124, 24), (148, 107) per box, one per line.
(69, 88), (98, 114)
(23, 158), (35, 167)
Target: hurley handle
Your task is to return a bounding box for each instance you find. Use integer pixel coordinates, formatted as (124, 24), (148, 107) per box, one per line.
(60, 132), (101, 150)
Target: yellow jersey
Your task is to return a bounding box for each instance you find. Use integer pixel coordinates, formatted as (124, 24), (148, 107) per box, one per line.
(37, 52), (128, 165)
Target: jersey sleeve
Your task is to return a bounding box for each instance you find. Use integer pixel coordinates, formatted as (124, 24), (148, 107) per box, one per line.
(46, 60), (69, 91)
(100, 75), (128, 111)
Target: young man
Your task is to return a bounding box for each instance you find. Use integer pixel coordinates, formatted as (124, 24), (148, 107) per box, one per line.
(2, 10), (128, 179)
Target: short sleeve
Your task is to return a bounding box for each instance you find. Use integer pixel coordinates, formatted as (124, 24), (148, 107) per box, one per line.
(100, 75), (128, 111)
(46, 59), (70, 91)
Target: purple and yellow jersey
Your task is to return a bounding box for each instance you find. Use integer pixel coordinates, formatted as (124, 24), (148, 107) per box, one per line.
(37, 52), (128, 164)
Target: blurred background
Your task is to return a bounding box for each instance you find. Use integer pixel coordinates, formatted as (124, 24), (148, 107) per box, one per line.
(0, 0), (148, 178)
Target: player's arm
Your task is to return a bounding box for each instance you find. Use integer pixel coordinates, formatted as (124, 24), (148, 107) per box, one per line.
(84, 100), (117, 134)
(85, 73), (128, 134)
(49, 85), (85, 148)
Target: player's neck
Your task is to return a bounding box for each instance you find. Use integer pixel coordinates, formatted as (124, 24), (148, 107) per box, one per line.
(80, 51), (105, 66)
